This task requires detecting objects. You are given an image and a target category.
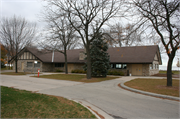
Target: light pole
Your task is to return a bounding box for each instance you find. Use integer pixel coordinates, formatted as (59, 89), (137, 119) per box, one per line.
(34, 61), (37, 76)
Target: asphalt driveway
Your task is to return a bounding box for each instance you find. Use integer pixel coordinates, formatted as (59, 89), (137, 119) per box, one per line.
(1, 74), (179, 119)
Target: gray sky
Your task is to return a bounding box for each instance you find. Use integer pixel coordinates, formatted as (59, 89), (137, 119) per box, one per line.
(1, 0), (179, 69)
(0, 0), (45, 28)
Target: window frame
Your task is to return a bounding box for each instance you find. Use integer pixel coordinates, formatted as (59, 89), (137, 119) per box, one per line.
(116, 64), (122, 69)
(55, 63), (64, 67)
(34, 62), (40, 68)
(122, 64), (127, 69)
(27, 62), (33, 67)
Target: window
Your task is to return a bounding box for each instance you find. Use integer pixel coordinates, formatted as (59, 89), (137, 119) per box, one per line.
(55, 63), (64, 67)
(27, 62), (33, 67)
(111, 64), (127, 69)
(152, 64), (154, 69)
(116, 64), (122, 69)
(154, 64), (156, 69)
(150, 64), (152, 69)
(155, 64), (159, 69)
(34, 62), (40, 67)
(111, 64), (115, 68)
(122, 64), (127, 69)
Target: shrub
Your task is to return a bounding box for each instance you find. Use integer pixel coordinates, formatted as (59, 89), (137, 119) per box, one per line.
(71, 69), (86, 74)
(1, 61), (5, 68)
(107, 70), (124, 76)
(56, 69), (63, 72)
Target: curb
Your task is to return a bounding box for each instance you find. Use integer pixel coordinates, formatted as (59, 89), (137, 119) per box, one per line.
(73, 100), (101, 119)
(120, 82), (180, 101)
(72, 100), (114, 119)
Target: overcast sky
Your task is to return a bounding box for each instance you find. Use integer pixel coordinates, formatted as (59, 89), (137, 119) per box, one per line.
(1, 0), (45, 28)
(1, 0), (179, 69)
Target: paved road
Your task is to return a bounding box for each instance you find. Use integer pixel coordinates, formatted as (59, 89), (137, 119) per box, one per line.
(1, 74), (179, 119)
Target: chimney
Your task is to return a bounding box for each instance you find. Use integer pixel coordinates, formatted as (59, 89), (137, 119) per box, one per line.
(52, 50), (54, 62)
(79, 51), (85, 60)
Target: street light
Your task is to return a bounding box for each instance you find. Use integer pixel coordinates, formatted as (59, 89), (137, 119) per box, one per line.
(34, 61), (37, 76)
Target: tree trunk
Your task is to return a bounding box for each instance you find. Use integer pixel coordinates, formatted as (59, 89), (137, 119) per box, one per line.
(86, 46), (91, 79)
(15, 46), (18, 73)
(64, 53), (68, 74)
(15, 55), (18, 73)
(167, 56), (174, 87)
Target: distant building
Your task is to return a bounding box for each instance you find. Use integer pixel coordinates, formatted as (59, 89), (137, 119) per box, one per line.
(9, 45), (162, 76)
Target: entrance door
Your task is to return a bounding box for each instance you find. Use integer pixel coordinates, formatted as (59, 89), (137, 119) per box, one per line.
(68, 64), (74, 73)
(21, 62), (24, 71)
(132, 64), (142, 76)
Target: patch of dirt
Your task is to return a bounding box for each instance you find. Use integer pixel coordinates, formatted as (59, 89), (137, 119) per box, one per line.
(31, 91), (39, 93)
(81, 78), (97, 80)
(130, 86), (142, 90)
(156, 85), (179, 91)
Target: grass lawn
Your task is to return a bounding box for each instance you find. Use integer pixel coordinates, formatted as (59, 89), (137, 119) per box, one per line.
(1, 72), (40, 75)
(37, 74), (119, 83)
(1, 67), (13, 71)
(124, 78), (179, 97)
(1, 86), (96, 118)
(159, 70), (180, 74)
(1, 72), (27, 75)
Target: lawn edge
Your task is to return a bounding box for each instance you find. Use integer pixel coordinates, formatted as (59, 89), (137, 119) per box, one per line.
(1, 86), (99, 118)
(120, 82), (180, 101)
(72, 100), (101, 119)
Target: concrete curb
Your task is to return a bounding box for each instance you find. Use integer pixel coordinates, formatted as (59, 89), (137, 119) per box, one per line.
(72, 100), (114, 119)
(121, 82), (180, 101)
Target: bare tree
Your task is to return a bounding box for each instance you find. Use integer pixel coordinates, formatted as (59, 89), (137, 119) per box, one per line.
(40, 8), (79, 74)
(133, 0), (180, 86)
(0, 15), (36, 73)
(105, 23), (124, 47)
(44, 0), (124, 79)
(104, 23), (144, 47)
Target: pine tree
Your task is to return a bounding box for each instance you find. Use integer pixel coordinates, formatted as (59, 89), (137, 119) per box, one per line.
(84, 32), (110, 77)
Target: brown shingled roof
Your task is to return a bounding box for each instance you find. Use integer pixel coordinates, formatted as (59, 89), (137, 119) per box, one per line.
(107, 45), (160, 64)
(22, 45), (162, 64)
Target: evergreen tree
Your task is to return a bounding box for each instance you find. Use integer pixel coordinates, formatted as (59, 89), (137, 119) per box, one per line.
(84, 32), (110, 77)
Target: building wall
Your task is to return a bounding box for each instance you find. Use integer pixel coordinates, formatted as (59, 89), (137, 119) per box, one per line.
(13, 60), (159, 75)
(109, 64), (151, 76)
(68, 63), (84, 72)
(142, 64), (150, 76)
(149, 53), (160, 75)
(53, 66), (65, 72)
(13, 60), (42, 73)
(128, 64), (149, 76)
(149, 61), (159, 75)
(42, 63), (54, 72)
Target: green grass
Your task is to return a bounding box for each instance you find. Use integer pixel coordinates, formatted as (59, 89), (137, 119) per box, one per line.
(124, 78), (179, 97)
(1, 67), (13, 70)
(159, 70), (180, 74)
(37, 74), (119, 83)
(1, 72), (27, 75)
(1, 86), (96, 118)
(1, 72), (40, 75)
